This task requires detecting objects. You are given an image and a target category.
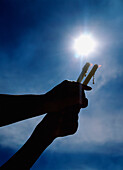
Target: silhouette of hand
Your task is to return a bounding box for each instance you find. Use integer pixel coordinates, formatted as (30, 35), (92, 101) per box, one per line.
(44, 80), (91, 113)
(36, 105), (83, 139)
(36, 100), (88, 139)
(52, 105), (81, 137)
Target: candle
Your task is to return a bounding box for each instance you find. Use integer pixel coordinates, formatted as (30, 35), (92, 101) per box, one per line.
(83, 64), (98, 85)
(77, 62), (90, 83)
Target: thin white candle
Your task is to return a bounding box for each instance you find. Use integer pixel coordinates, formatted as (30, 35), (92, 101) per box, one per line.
(77, 62), (90, 83)
(83, 64), (98, 85)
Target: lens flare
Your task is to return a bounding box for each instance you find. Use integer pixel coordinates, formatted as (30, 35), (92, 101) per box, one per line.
(98, 65), (102, 68)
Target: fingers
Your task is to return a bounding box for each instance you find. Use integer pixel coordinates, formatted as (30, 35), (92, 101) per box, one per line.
(45, 80), (91, 113)
(65, 80), (92, 90)
(81, 84), (92, 91)
(60, 106), (80, 136)
(61, 104), (81, 114)
(80, 98), (88, 108)
(62, 81), (91, 100)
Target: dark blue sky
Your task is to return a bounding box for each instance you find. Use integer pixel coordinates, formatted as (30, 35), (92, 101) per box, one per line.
(0, 0), (123, 169)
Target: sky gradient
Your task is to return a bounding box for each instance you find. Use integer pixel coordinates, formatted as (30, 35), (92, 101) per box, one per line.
(0, 0), (123, 169)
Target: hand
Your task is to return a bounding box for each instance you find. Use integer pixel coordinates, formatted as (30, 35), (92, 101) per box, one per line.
(52, 105), (81, 137)
(44, 80), (91, 113)
(36, 101), (88, 140)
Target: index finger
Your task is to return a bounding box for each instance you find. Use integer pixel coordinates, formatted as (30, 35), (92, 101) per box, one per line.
(81, 84), (92, 91)
(68, 81), (92, 91)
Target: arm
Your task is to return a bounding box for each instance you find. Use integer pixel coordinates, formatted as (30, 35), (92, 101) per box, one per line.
(1, 113), (56, 169)
(1, 83), (90, 169)
(0, 94), (46, 127)
(0, 80), (91, 127)
(1, 105), (82, 169)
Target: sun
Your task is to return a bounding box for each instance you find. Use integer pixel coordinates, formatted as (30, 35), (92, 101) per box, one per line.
(74, 34), (97, 56)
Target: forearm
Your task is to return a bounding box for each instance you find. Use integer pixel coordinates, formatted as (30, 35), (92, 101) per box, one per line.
(0, 94), (47, 126)
(1, 120), (55, 169)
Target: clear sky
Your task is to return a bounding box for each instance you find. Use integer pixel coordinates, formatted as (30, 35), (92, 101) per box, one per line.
(0, 0), (123, 169)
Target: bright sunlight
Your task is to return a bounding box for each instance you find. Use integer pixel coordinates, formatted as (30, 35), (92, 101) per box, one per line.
(74, 34), (97, 56)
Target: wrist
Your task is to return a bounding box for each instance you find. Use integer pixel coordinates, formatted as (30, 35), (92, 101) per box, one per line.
(42, 93), (54, 113)
(31, 94), (47, 115)
(32, 121), (56, 144)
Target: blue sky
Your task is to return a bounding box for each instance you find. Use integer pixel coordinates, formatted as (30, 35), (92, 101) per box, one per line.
(0, 0), (123, 169)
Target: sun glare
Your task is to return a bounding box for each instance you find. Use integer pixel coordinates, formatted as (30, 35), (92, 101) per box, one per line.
(74, 34), (97, 56)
